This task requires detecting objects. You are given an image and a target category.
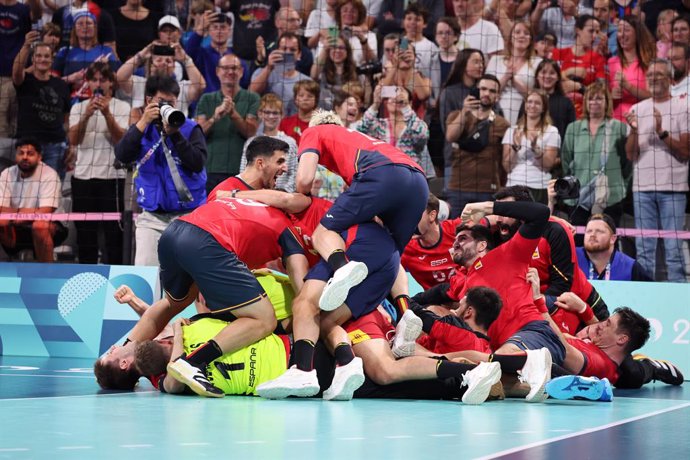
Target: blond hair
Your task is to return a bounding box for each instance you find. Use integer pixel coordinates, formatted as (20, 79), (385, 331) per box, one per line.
(309, 109), (344, 127)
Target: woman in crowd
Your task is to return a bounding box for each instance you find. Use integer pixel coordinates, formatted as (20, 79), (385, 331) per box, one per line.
(333, 86), (364, 129)
(53, 10), (119, 97)
(561, 81), (630, 236)
(379, 42), (432, 118)
(313, 0), (376, 66)
(525, 59), (576, 141)
(430, 16), (462, 107)
(607, 15), (655, 121)
(672, 15), (690, 46)
(358, 85), (433, 178)
(656, 9), (679, 58)
(311, 35), (361, 110)
(110, 0), (161, 63)
(486, 21), (542, 125)
(502, 89), (560, 204)
(552, 14), (607, 117)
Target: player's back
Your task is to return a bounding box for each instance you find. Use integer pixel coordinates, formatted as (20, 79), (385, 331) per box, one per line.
(180, 198), (297, 269)
(290, 197), (332, 267)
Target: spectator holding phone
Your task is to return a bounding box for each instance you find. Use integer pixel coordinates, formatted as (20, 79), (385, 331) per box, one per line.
(311, 34), (362, 110)
(313, 0), (377, 66)
(255, 7), (313, 77)
(304, 0), (338, 50)
(379, 37), (431, 118)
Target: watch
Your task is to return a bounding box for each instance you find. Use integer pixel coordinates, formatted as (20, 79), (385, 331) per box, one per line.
(659, 130), (670, 140)
(231, 189), (240, 198)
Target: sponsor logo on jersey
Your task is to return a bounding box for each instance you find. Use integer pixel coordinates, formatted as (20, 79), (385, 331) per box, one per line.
(430, 257), (448, 267)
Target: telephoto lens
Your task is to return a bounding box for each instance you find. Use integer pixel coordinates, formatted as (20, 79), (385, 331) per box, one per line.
(158, 102), (185, 128)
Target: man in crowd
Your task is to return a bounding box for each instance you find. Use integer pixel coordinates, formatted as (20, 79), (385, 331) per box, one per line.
(114, 75), (208, 266)
(670, 42), (690, 97)
(0, 139), (65, 262)
(196, 54), (259, 193)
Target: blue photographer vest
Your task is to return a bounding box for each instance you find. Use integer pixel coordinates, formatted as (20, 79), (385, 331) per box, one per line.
(576, 247), (636, 281)
(136, 120), (207, 212)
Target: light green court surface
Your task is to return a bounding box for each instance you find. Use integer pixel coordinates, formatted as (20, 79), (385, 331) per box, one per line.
(1, 357), (689, 460)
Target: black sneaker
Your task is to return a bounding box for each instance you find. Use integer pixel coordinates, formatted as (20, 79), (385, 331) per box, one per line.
(633, 354), (685, 386)
(167, 355), (224, 397)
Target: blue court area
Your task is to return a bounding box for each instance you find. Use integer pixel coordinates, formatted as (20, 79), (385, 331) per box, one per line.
(1, 356), (688, 460)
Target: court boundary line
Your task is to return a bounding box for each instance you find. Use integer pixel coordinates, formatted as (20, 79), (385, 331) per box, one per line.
(0, 390), (156, 402)
(474, 401), (690, 460)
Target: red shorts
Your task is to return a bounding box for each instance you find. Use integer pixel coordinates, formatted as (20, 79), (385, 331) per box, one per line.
(343, 309), (395, 345)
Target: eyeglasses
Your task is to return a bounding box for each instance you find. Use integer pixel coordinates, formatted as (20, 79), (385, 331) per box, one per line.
(218, 65), (242, 71)
(261, 110), (281, 117)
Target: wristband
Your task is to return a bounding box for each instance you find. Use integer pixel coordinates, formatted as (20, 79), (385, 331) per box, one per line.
(231, 189), (240, 198)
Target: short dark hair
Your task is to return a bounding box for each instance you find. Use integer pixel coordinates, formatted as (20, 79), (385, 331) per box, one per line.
(614, 307), (650, 355)
(15, 138), (42, 154)
(404, 2), (429, 22)
(245, 136), (290, 164)
(426, 193), (440, 216)
(576, 14), (599, 30)
(85, 61), (115, 82)
(456, 224), (495, 251)
(93, 358), (140, 390)
(145, 75), (180, 98)
(672, 41), (690, 60)
(466, 286), (503, 330)
(479, 73), (501, 89)
(494, 185), (534, 202)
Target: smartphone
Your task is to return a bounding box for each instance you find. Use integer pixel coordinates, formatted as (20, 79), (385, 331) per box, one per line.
(469, 86), (480, 99)
(93, 88), (104, 97)
(31, 19), (43, 32)
(399, 37), (409, 50)
(381, 86), (397, 98)
(328, 26), (339, 40)
(282, 52), (295, 65)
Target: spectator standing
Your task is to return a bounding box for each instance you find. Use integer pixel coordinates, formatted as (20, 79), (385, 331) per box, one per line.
(51, 0), (116, 51)
(624, 59), (689, 282)
(313, 0), (377, 66)
(310, 35), (360, 110)
(453, 0), (504, 57)
(656, 9), (680, 59)
(255, 6), (313, 77)
(12, 36), (70, 178)
(400, 3), (438, 80)
(195, 54), (259, 193)
(279, 79), (320, 145)
(304, 0), (337, 50)
(531, 0), (579, 48)
(0, 138), (64, 262)
(109, 0), (161, 63)
(228, 0), (280, 62)
(670, 42), (690, 97)
(67, 62), (130, 264)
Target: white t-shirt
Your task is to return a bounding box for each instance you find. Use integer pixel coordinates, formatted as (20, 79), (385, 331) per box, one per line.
(502, 124), (561, 189)
(411, 36), (439, 79)
(671, 76), (690, 98)
(69, 97), (131, 180)
(124, 75), (193, 116)
(305, 9), (336, 39)
(486, 56), (542, 125)
(0, 163), (61, 209)
(540, 8), (577, 48)
(314, 31), (378, 66)
(628, 95), (690, 193)
(460, 19), (504, 57)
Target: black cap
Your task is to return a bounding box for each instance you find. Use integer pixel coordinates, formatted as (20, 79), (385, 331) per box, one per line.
(588, 213), (617, 235)
(212, 13), (233, 25)
(536, 30), (557, 45)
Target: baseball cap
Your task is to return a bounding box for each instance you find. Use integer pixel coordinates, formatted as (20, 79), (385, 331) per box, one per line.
(159, 15), (181, 30)
(588, 213), (617, 235)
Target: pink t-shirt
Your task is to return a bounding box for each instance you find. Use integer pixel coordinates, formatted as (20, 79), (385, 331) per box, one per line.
(607, 56), (648, 121)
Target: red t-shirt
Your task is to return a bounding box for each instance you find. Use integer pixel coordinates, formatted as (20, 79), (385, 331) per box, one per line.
(179, 197), (301, 269)
(207, 175), (253, 202)
(298, 124), (423, 184)
(447, 231), (547, 351)
(402, 218), (462, 289)
(567, 337), (620, 383)
(552, 47), (606, 116)
(290, 197), (333, 267)
(279, 115), (309, 145)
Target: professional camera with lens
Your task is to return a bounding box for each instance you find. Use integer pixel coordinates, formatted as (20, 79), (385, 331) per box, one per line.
(356, 61), (382, 76)
(554, 176), (581, 200)
(158, 101), (185, 128)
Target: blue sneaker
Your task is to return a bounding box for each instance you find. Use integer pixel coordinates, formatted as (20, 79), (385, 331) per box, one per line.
(545, 375), (613, 402)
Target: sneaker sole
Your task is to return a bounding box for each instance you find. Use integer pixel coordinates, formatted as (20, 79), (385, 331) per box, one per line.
(323, 371), (366, 401)
(319, 262), (368, 311)
(525, 350), (552, 403)
(392, 314), (423, 358)
(256, 383), (320, 400)
(461, 364), (502, 405)
(166, 362), (224, 398)
(546, 376), (605, 401)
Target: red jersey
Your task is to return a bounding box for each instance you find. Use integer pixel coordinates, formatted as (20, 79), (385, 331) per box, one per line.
(448, 231), (547, 351)
(552, 47), (607, 116)
(290, 197), (333, 267)
(417, 318), (491, 354)
(207, 175), (253, 202)
(298, 124), (423, 184)
(567, 337), (620, 383)
(279, 115), (309, 145)
(402, 218), (462, 289)
(180, 197), (302, 269)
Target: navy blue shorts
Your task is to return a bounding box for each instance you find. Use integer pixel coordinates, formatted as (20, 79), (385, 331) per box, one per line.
(505, 320), (566, 366)
(306, 222), (400, 319)
(320, 165), (429, 254)
(158, 220), (267, 320)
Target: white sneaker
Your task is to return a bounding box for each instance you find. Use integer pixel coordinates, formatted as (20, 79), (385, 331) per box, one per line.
(166, 356), (224, 398)
(322, 357), (365, 401)
(319, 261), (368, 311)
(461, 361), (502, 405)
(519, 348), (552, 403)
(391, 310), (423, 358)
(256, 366), (320, 399)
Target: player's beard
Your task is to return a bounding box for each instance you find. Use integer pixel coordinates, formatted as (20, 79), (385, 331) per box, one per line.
(452, 245), (476, 267)
(496, 221), (520, 244)
(135, 341), (170, 376)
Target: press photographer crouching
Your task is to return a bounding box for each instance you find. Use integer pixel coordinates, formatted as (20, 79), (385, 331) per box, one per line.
(115, 75), (207, 267)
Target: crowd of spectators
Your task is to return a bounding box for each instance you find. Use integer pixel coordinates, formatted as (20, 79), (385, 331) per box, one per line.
(0, 0), (688, 282)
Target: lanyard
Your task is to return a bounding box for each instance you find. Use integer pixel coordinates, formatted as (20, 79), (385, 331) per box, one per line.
(588, 260), (611, 280)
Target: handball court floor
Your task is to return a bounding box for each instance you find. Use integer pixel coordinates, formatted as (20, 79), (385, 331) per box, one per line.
(0, 356), (688, 460)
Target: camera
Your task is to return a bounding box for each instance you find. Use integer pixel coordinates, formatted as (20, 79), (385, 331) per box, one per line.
(158, 101), (185, 128)
(341, 27), (352, 40)
(356, 61), (382, 76)
(554, 176), (581, 200)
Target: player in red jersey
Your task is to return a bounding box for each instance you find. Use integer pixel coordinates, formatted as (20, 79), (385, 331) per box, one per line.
(294, 110), (429, 313)
(401, 193), (463, 290)
(126, 138), (309, 398)
(206, 136), (290, 201)
(491, 186), (609, 333)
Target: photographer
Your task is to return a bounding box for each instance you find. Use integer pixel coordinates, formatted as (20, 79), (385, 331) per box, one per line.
(115, 75), (208, 267)
(68, 61), (130, 265)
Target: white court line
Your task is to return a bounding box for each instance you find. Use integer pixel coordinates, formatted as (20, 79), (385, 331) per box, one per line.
(57, 446), (93, 450)
(120, 444), (153, 448)
(474, 401), (690, 460)
(0, 448), (29, 452)
(0, 373), (94, 379)
(0, 390), (156, 402)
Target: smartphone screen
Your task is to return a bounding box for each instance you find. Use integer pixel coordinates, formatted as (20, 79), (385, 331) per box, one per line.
(399, 37), (409, 50)
(381, 86), (397, 98)
(469, 87), (480, 99)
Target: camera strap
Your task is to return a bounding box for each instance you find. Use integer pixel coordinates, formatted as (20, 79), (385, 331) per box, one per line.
(160, 133), (194, 203)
